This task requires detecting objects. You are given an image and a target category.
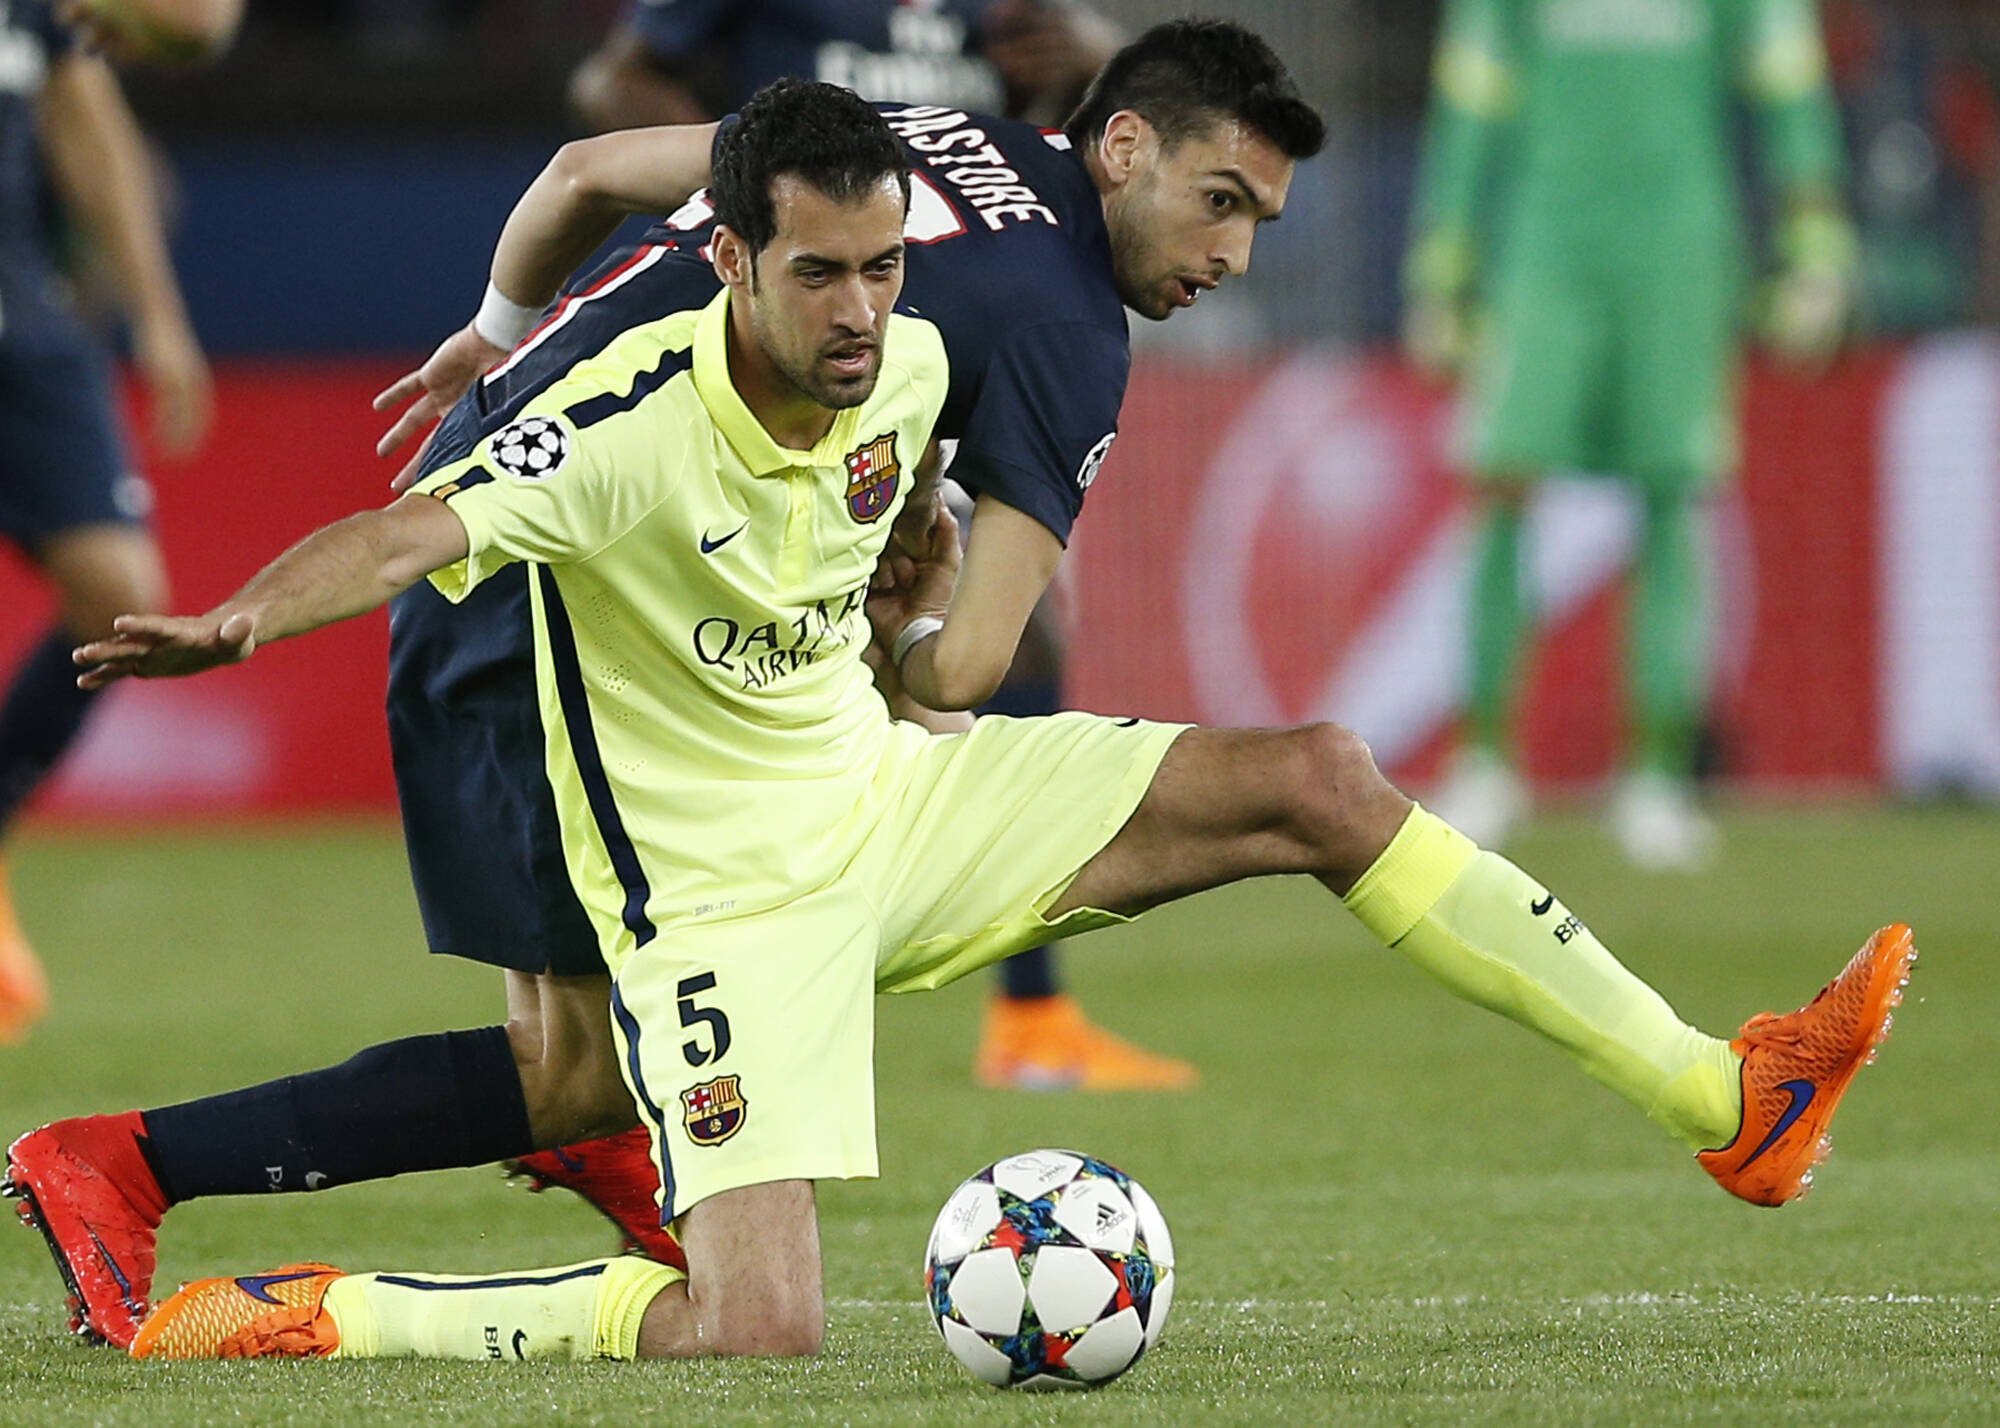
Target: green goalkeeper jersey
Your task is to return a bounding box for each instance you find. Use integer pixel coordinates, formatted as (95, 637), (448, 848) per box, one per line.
(1416, 0), (1846, 252)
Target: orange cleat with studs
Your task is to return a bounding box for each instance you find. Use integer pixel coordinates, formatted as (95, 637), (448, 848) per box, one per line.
(1699, 923), (1917, 1207)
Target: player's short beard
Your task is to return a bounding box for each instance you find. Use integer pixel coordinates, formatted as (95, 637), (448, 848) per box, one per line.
(749, 271), (880, 411)
(1106, 180), (1175, 322)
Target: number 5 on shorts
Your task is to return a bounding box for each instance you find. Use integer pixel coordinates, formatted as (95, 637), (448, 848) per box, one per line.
(677, 973), (732, 1066)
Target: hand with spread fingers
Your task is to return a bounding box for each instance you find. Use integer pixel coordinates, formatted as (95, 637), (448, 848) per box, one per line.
(375, 324), (510, 492)
(73, 611), (256, 690)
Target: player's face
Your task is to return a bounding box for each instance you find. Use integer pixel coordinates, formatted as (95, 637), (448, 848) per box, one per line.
(1104, 116), (1294, 322)
(746, 175), (909, 410)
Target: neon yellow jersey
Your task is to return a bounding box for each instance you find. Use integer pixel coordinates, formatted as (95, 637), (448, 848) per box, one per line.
(410, 288), (949, 967)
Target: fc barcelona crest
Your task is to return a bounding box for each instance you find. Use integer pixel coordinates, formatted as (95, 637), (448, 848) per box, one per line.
(843, 432), (900, 523)
(681, 1075), (748, 1146)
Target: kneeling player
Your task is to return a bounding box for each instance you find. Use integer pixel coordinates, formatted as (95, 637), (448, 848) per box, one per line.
(40, 84), (1918, 1363)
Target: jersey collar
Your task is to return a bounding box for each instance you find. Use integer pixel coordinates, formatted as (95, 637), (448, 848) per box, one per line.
(692, 289), (864, 476)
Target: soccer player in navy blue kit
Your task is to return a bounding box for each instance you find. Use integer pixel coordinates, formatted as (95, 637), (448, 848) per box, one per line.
(568, 0), (1184, 1094)
(8, 23), (1323, 1346)
(0, 0), (211, 1040)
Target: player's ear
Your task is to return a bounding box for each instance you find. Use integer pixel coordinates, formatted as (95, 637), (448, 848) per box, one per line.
(712, 224), (755, 294)
(1097, 110), (1155, 188)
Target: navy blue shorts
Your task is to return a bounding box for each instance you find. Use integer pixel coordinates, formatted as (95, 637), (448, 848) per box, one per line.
(0, 321), (145, 549)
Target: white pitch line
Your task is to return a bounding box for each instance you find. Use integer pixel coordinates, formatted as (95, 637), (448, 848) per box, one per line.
(833, 1292), (2000, 1312)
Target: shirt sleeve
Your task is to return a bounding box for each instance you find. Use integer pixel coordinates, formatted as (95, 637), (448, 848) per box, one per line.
(946, 320), (1129, 545)
(35, 0), (76, 58)
(410, 403), (680, 601)
(626, 0), (737, 61)
(1741, 0), (1847, 197)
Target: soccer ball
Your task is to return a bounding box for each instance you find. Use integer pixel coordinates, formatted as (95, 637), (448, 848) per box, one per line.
(923, 1148), (1174, 1390)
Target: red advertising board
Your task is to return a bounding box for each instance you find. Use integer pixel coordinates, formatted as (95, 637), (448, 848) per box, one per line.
(5, 341), (1994, 821)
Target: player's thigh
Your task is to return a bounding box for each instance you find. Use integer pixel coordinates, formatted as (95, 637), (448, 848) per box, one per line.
(641, 1178), (822, 1357)
(1463, 256), (1608, 477)
(504, 969), (630, 1139)
(35, 523), (170, 637)
(1614, 255), (1741, 485)
(0, 332), (150, 595)
(1048, 724), (1410, 919)
(609, 886), (879, 1224)
(862, 713), (1183, 993)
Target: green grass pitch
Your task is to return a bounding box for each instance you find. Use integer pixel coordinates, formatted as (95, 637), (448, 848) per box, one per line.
(0, 808), (1995, 1424)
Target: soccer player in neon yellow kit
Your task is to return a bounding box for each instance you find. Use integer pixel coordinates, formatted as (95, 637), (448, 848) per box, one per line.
(72, 81), (1912, 1365)
(1407, 0), (1857, 867)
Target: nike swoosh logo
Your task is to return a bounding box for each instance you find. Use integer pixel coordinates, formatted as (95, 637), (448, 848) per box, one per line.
(235, 1269), (326, 1305)
(1736, 1078), (1817, 1170)
(86, 1226), (137, 1303)
(1530, 893), (1554, 916)
(699, 524), (747, 555)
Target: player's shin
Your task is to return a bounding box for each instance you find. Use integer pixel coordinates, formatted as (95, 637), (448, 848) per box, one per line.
(323, 1255), (682, 1361)
(1341, 807), (1740, 1149)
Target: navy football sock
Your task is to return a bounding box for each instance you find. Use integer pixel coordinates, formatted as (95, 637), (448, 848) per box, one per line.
(0, 627), (99, 834)
(998, 943), (1060, 999)
(139, 1026), (532, 1204)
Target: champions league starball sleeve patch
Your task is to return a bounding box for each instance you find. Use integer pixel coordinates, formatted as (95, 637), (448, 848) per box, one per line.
(487, 415), (572, 480)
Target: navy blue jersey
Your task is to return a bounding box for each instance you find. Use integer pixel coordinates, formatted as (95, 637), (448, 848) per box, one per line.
(389, 108), (1127, 972)
(628, 0), (1005, 115)
(0, 0), (72, 309)
(388, 247), (727, 976)
(643, 103), (1129, 541)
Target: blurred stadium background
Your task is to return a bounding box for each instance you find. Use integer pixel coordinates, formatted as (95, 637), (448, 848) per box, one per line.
(6, 0), (2000, 817)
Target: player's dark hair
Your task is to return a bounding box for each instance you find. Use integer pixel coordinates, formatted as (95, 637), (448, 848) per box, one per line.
(1064, 19), (1326, 161)
(711, 78), (911, 255)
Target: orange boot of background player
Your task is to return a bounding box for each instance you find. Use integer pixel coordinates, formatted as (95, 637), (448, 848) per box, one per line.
(973, 994), (1198, 1092)
(0, 860), (48, 1044)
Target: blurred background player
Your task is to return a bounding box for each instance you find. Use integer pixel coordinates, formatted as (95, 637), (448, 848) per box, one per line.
(1406, 0), (1857, 870)
(0, 0), (211, 1039)
(570, 0), (1191, 1091)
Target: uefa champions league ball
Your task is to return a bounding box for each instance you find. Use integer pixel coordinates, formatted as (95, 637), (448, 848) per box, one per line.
(923, 1149), (1174, 1390)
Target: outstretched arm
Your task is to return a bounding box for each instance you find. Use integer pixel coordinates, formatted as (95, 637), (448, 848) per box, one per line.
(73, 495), (470, 688)
(374, 123), (720, 484)
(867, 494), (1063, 713)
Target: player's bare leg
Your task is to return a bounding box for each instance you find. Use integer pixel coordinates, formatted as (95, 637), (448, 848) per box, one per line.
(136, 1178), (822, 1360)
(1052, 724), (1911, 1205)
(0, 524), (169, 1041)
(502, 971), (631, 1145)
(497, 970), (680, 1265)
(632, 1179), (822, 1357)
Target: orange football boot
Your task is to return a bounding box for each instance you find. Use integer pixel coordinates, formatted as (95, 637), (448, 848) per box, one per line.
(973, 994), (1198, 1092)
(131, 1263), (344, 1360)
(0, 859), (49, 1043)
(1699, 924), (1917, 1207)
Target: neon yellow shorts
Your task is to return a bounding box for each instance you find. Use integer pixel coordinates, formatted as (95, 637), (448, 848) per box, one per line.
(607, 711), (1185, 1221)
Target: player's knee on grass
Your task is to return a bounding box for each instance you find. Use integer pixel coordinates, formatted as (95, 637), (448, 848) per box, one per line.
(639, 1181), (825, 1358)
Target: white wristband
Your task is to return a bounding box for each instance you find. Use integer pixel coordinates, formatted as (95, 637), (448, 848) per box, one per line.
(891, 615), (945, 669)
(471, 281), (541, 350)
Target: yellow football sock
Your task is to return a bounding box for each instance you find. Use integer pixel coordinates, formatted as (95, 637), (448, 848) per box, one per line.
(1344, 806), (1741, 1149)
(323, 1255), (684, 1361)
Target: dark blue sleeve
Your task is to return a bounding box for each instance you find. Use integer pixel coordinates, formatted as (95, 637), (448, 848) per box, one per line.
(30, 0), (76, 57)
(948, 321), (1128, 545)
(626, 0), (736, 59)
